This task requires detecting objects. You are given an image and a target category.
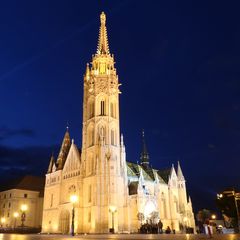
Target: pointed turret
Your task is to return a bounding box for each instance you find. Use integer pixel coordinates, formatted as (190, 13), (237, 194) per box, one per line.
(56, 127), (71, 170)
(140, 130), (149, 167)
(84, 63), (90, 81)
(47, 154), (55, 174)
(96, 12), (110, 55)
(177, 161), (185, 181)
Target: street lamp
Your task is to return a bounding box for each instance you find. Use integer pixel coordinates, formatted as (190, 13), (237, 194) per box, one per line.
(13, 212), (19, 229)
(211, 214), (216, 220)
(70, 194), (78, 236)
(109, 206), (117, 233)
(20, 204), (28, 227)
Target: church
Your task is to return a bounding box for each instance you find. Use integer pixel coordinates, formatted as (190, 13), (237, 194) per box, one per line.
(41, 12), (195, 234)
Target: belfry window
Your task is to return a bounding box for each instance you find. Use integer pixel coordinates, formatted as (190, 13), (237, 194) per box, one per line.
(110, 102), (116, 118)
(89, 101), (94, 119)
(100, 100), (105, 116)
(111, 129), (115, 145)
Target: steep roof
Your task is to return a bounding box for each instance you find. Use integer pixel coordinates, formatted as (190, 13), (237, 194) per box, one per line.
(157, 168), (171, 184)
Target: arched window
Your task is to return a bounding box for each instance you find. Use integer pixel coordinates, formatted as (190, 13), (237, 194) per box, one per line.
(111, 129), (115, 145)
(161, 193), (167, 219)
(88, 127), (94, 147)
(100, 100), (105, 116)
(88, 185), (92, 202)
(89, 101), (94, 119)
(110, 102), (116, 118)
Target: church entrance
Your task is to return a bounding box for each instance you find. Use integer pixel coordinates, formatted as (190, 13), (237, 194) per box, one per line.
(59, 210), (70, 234)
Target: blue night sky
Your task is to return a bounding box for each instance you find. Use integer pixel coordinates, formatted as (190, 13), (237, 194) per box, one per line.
(1, 0), (240, 211)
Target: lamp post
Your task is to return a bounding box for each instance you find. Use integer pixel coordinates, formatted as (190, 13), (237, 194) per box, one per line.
(109, 206), (117, 233)
(70, 194), (78, 236)
(20, 204), (27, 228)
(13, 212), (19, 229)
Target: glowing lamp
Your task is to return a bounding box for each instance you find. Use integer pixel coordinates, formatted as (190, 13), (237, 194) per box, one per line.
(13, 212), (19, 218)
(70, 195), (78, 204)
(109, 205), (117, 213)
(21, 204), (28, 212)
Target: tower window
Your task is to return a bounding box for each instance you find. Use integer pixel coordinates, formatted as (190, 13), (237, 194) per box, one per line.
(110, 102), (116, 118)
(89, 101), (94, 119)
(88, 185), (92, 203)
(111, 129), (115, 145)
(100, 100), (105, 115)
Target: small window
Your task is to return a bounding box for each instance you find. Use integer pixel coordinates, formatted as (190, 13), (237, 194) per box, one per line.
(88, 211), (91, 222)
(88, 185), (92, 203)
(8, 203), (11, 208)
(7, 212), (9, 218)
(3, 204), (5, 208)
(4, 194), (6, 199)
(9, 193), (11, 198)
(24, 194), (28, 198)
(100, 100), (105, 116)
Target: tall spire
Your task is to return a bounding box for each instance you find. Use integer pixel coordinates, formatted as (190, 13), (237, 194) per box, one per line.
(96, 12), (110, 55)
(56, 127), (71, 170)
(177, 160), (185, 181)
(140, 129), (149, 166)
(47, 153), (55, 174)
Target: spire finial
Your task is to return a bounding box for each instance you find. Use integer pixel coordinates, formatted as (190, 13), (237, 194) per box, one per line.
(100, 12), (106, 25)
(140, 129), (149, 167)
(96, 12), (110, 55)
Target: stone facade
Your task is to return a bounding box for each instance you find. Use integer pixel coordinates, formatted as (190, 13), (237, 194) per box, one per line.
(42, 12), (195, 234)
(0, 176), (44, 228)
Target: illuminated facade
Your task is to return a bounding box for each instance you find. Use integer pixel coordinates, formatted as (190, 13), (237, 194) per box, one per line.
(0, 176), (44, 229)
(42, 12), (195, 234)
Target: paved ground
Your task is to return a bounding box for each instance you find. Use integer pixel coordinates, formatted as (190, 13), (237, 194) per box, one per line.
(0, 234), (239, 240)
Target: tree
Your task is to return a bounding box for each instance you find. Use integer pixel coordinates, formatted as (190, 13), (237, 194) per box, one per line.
(196, 209), (211, 224)
(137, 212), (145, 225)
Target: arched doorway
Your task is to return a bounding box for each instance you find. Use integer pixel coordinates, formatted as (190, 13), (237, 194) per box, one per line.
(59, 210), (70, 234)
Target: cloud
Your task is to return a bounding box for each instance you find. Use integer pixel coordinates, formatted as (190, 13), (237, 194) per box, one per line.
(0, 144), (58, 181)
(0, 126), (35, 141)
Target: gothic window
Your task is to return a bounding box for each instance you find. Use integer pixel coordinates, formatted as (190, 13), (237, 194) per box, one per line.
(50, 194), (53, 207)
(111, 129), (115, 145)
(110, 102), (116, 118)
(174, 196), (179, 213)
(88, 211), (91, 222)
(161, 193), (167, 219)
(88, 185), (92, 203)
(88, 101), (94, 119)
(88, 127), (94, 147)
(100, 100), (105, 116)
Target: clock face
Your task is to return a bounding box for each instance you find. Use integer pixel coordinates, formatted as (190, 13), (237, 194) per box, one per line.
(68, 185), (76, 194)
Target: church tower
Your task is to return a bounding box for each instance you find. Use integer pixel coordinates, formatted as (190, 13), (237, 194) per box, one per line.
(81, 12), (129, 233)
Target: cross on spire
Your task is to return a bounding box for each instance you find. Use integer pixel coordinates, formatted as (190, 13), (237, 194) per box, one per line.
(96, 12), (110, 55)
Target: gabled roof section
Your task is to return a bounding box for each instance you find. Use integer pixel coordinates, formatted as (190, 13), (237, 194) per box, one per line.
(56, 128), (71, 170)
(127, 162), (140, 177)
(127, 162), (155, 181)
(157, 168), (171, 184)
(153, 169), (166, 184)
